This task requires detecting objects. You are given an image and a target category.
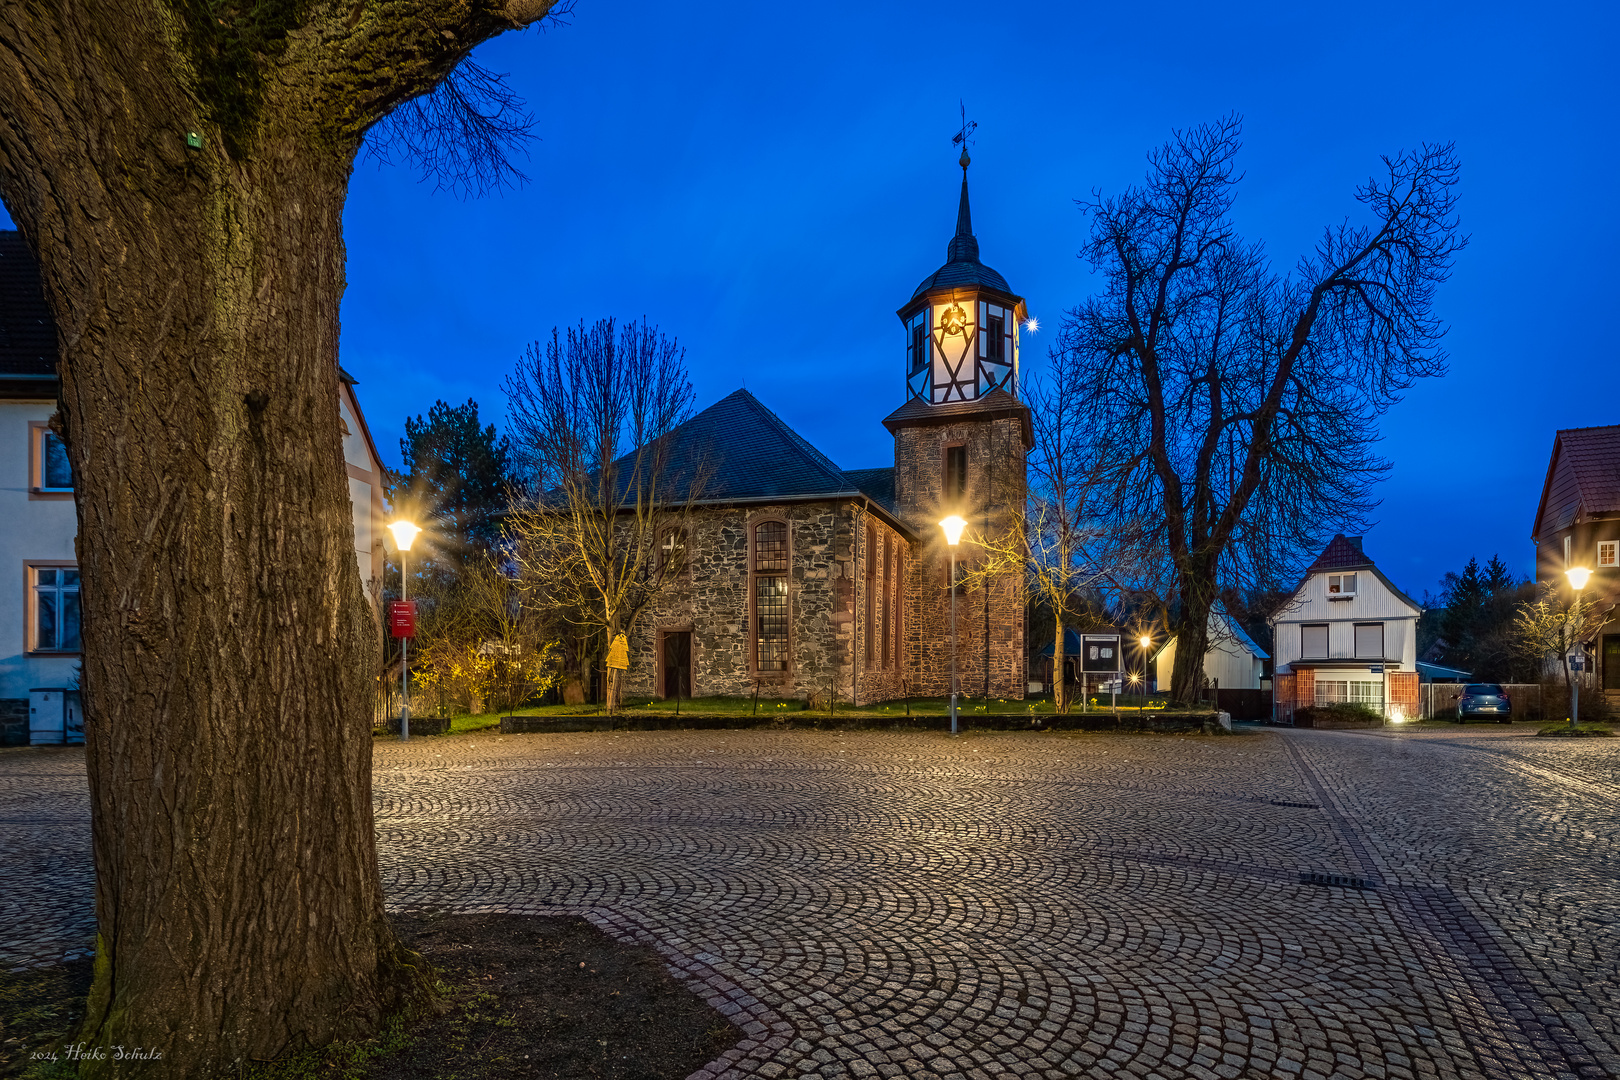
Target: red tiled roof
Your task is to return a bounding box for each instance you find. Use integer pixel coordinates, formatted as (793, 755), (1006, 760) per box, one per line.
(1532, 425), (1620, 539)
(1307, 534), (1371, 571)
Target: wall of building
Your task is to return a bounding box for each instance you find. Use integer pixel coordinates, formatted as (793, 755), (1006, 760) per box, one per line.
(625, 500), (856, 701)
(853, 510), (909, 705)
(891, 414), (1027, 699)
(0, 400), (80, 719)
(1273, 570), (1419, 674)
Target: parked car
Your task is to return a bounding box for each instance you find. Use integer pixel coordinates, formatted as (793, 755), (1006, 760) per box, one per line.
(1456, 683), (1512, 723)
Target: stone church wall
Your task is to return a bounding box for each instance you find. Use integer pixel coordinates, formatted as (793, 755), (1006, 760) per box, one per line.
(624, 500), (858, 702)
(893, 414), (1028, 699)
(853, 512), (910, 705)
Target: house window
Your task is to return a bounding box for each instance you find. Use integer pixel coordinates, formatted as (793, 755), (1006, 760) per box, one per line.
(943, 444), (966, 504)
(29, 424), (73, 492)
(752, 521), (788, 673)
(32, 566), (82, 652)
(1600, 541), (1617, 568)
(1328, 573), (1357, 596)
(1302, 623), (1328, 658)
(1354, 623), (1385, 659)
(1315, 680), (1383, 707)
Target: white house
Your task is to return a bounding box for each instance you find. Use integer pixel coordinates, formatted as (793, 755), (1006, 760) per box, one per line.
(1153, 607), (1268, 693)
(1270, 534), (1422, 723)
(0, 230), (389, 744)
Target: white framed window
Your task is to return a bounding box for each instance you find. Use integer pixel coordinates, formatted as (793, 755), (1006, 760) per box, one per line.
(28, 422), (73, 493)
(1316, 680), (1383, 707)
(1327, 573), (1357, 596)
(1599, 541), (1617, 568)
(29, 564), (82, 653)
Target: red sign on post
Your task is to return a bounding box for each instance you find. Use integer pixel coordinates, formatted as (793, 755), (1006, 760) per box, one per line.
(389, 601), (416, 639)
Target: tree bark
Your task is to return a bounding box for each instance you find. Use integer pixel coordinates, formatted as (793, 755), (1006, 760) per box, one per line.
(1051, 617), (1067, 715)
(0, 0), (556, 1073)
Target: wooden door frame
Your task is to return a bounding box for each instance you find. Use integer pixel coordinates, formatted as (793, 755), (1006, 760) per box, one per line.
(657, 626), (695, 700)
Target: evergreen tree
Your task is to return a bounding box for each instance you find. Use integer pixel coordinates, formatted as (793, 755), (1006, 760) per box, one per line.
(394, 399), (513, 578)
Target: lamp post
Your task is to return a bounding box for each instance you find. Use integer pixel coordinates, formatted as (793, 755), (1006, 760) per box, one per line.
(1139, 635), (1152, 701)
(388, 520), (422, 740)
(940, 515), (966, 735)
(1566, 565), (1591, 730)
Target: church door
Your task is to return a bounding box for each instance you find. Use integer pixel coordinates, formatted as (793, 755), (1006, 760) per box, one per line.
(663, 632), (692, 700)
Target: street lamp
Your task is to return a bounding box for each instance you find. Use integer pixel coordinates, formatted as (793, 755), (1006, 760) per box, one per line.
(1139, 635), (1152, 699)
(388, 519), (422, 741)
(1566, 565), (1592, 730)
(940, 515), (966, 735)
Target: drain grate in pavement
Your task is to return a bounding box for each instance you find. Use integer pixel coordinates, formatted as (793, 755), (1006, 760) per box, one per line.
(1300, 870), (1374, 889)
(1270, 800), (1321, 809)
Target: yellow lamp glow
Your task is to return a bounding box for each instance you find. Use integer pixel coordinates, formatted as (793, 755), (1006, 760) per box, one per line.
(1139, 636), (1152, 648)
(1567, 566), (1593, 590)
(1025, 316), (1039, 333)
(940, 515), (967, 547)
(388, 520), (422, 552)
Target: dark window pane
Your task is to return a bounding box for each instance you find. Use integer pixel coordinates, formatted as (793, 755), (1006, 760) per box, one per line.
(42, 432), (72, 489)
(755, 574), (788, 671)
(944, 446), (967, 501)
(62, 591), (81, 651)
(36, 568), (57, 587)
(986, 315), (1004, 362)
(910, 322), (927, 375)
(62, 569), (79, 587)
(755, 522), (787, 572)
(37, 591), (57, 650)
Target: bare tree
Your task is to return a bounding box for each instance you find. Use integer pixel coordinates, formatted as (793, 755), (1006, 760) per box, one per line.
(1514, 582), (1611, 712)
(1057, 116), (1465, 703)
(504, 319), (704, 708)
(966, 371), (1124, 713)
(0, 0), (565, 1072)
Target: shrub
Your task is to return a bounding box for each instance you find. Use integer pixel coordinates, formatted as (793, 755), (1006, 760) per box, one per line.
(1296, 702), (1382, 726)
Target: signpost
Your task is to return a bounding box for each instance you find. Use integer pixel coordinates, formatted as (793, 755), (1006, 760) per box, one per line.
(1082, 634), (1122, 718)
(389, 600), (416, 739)
(606, 633), (629, 715)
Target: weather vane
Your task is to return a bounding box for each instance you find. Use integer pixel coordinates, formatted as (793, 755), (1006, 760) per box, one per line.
(952, 101), (976, 171)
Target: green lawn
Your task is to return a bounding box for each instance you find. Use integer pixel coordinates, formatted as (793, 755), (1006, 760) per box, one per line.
(422, 691), (1197, 733)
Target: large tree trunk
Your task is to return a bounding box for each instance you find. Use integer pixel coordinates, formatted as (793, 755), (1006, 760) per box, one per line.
(1170, 568), (1216, 705)
(0, 12), (439, 1072)
(66, 150), (428, 1074)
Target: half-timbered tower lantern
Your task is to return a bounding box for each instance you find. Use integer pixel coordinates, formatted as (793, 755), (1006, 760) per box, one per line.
(899, 147), (1029, 406)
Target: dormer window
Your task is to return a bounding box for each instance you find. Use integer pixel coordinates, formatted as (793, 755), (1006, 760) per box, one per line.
(1600, 541), (1617, 568)
(1328, 573), (1357, 597)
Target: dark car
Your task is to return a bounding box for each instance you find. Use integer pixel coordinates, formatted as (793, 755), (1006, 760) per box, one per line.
(1456, 683), (1512, 723)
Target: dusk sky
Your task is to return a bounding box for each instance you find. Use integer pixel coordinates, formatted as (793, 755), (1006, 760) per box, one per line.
(5, 0), (1616, 599)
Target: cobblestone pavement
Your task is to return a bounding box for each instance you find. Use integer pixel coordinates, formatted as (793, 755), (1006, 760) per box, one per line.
(3, 726), (1617, 1080)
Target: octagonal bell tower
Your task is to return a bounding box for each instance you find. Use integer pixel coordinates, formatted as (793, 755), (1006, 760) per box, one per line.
(885, 147), (1031, 700)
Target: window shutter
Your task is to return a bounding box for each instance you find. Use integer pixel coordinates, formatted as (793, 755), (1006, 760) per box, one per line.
(1355, 623), (1384, 659)
(1302, 624), (1328, 658)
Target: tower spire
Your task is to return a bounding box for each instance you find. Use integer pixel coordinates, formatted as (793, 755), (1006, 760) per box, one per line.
(949, 105), (979, 262)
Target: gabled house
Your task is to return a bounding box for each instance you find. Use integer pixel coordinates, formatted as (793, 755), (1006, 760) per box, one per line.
(1530, 425), (1620, 696)
(1152, 607), (1268, 693)
(0, 230), (389, 744)
(1270, 534), (1422, 723)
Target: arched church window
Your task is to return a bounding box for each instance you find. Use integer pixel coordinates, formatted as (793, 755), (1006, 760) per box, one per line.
(753, 520), (789, 673)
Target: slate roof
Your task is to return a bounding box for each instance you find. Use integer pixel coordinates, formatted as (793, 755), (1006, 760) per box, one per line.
(1308, 534), (1371, 571)
(632, 390), (912, 535)
(882, 387), (1033, 447)
(906, 177), (1021, 305)
(0, 231), (58, 379)
(1215, 609), (1269, 660)
(842, 467), (897, 515)
(1531, 425), (1620, 539)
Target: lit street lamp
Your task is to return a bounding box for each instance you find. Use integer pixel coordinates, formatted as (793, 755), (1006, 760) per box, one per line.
(388, 519), (422, 741)
(1566, 565), (1592, 730)
(1139, 635), (1152, 698)
(940, 515), (966, 735)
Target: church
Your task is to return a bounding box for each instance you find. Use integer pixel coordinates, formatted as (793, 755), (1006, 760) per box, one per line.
(624, 154), (1032, 705)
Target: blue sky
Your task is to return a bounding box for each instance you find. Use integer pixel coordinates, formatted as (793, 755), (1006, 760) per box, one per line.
(5, 0), (1617, 598)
